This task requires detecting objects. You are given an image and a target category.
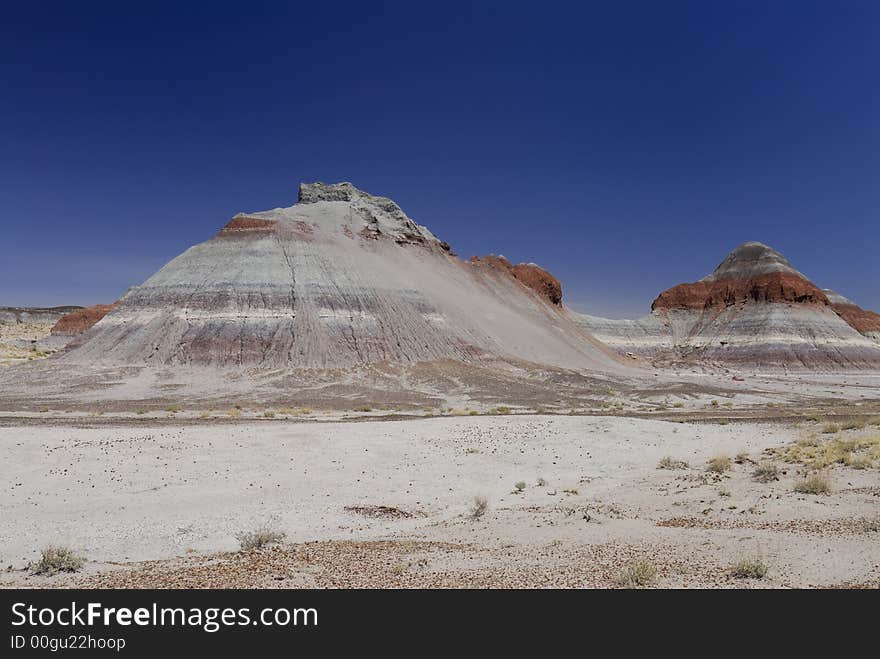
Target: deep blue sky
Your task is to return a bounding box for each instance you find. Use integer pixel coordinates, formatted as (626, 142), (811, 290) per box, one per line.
(1, 1), (877, 317)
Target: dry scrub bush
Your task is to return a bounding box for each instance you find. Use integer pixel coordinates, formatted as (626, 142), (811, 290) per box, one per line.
(30, 546), (84, 575)
(752, 462), (779, 482)
(617, 560), (657, 588)
(706, 455), (731, 473)
(657, 456), (688, 470)
(236, 528), (286, 551)
(793, 473), (831, 495)
(730, 557), (768, 579)
(469, 496), (488, 520)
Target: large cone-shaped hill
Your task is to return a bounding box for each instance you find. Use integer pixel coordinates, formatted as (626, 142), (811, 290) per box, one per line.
(576, 242), (880, 370)
(58, 182), (621, 372)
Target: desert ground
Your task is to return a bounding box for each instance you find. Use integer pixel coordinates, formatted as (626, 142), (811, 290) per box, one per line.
(2, 393), (879, 588)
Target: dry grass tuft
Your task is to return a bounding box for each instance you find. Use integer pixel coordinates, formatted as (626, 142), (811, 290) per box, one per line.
(30, 546), (84, 575)
(729, 557), (768, 579)
(752, 461), (779, 482)
(657, 456), (689, 470)
(706, 455), (731, 473)
(617, 560), (658, 588)
(771, 434), (878, 470)
(235, 528), (286, 551)
(793, 472), (831, 495)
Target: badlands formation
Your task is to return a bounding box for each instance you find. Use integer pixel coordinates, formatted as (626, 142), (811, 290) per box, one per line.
(1, 183), (879, 589)
(577, 242), (880, 370)
(55, 182), (618, 372)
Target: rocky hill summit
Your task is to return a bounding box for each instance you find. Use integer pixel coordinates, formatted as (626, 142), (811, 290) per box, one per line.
(653, 242), (827, 310)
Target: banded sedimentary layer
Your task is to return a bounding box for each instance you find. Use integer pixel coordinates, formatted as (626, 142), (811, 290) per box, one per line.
(576, 242), (880, 369)
(57, 182), (621, 371)
(51, 304), (116, 336)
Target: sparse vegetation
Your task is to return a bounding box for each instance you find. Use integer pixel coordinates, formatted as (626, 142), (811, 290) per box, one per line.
(235, 527), (286, 551)
(263, 410), (275, 418)
(729, 556), (768, 579)
(469, 496), (488, 520)
(793, 472), (831, 495)
(657, 456), (689, 470)
(821, 423), (840, 434)
(718, 418), (729, 425)
(617, 560), (658, 588)
(468, 410), (479, 416)
(536, 477), (548, 487)
(30, 546), (84, 575)
(354, 405), (372, 412)
(706, 455), (731, 473)
(164, 404), (180, 413)
(752, 461), (779, 482)
(514, 481), (527, 492)
(491, 406), (512, 415)
(673, 402), (685, 408)
(710, 399), (720, 407)
(844, 454), (872, 469)
(771, 434), (879, 470)
(734, 451), (750, 463)
(841, 420), (865, 431)
(227, 408), (241, 418)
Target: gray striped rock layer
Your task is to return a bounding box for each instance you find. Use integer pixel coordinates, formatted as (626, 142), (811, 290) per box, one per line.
(59, 183), (621, 372)
(576, 243), (880, 370)
(577, 305), (880, 370)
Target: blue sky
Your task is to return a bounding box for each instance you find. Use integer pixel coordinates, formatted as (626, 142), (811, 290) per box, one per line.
(1, 1), (877, 317)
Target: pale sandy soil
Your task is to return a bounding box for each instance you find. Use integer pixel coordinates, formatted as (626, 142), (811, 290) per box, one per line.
(1, 414), (878, 588)
(0, 321), (57, 366)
